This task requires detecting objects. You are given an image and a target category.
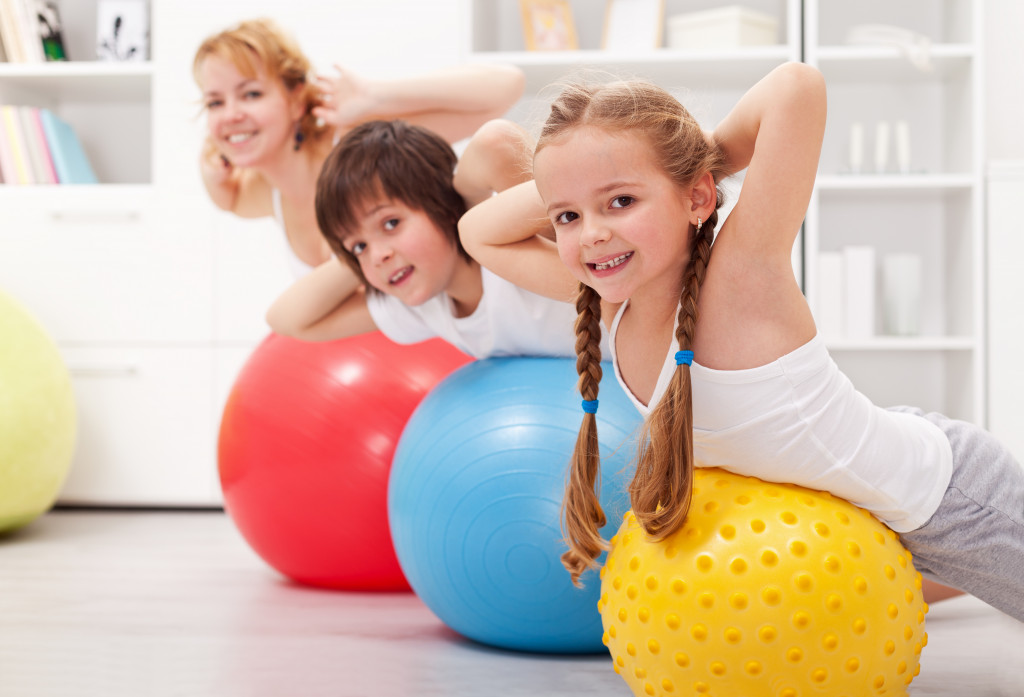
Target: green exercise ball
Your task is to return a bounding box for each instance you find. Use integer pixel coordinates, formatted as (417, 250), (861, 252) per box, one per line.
(0, 290), (76, 533)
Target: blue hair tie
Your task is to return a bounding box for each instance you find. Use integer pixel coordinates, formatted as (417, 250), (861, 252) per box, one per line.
(675, 350), (694, 366)
(581, 399), (599, 414)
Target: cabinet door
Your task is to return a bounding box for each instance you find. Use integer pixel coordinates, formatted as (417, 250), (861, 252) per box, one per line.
(0, 187), (215, 344)
(58, 346), (220, 506)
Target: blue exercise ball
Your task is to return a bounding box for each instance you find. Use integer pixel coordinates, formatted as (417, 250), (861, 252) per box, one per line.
(388, 357), (642, 653)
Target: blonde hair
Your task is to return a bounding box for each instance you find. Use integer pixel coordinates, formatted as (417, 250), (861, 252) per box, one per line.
(536, 81), (727, 585)
(193, 18), (328, 146)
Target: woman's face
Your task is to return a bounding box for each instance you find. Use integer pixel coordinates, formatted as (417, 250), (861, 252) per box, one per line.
(197, 54), (304, 168)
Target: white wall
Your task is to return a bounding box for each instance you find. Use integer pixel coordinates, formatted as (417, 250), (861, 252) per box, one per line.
(985, 0), (1024, 160)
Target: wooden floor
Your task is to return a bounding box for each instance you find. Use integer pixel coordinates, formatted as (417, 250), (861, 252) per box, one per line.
(1, 510), (1022, 697)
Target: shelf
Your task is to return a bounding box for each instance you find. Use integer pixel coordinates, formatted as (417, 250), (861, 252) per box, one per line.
(469, 46), (794, 91)
(814, 44), (973, 82)
(816, 173), (975, 193)
(0, 62), (152, 101)
(826, 336), (976, 352)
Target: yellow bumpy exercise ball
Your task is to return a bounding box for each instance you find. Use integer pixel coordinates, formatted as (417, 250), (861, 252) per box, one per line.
(599, 468), (927, 697)
(0, 291), (76, 533)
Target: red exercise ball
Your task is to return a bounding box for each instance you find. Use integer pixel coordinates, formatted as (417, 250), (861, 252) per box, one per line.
(218, 331), (471, 591)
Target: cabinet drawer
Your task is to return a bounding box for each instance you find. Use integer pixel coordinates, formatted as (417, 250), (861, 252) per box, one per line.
(57, 345), (220, 506)
(0, 187), (214, 344)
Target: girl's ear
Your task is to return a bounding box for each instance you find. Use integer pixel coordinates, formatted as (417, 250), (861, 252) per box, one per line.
(688, 171), (717, 222)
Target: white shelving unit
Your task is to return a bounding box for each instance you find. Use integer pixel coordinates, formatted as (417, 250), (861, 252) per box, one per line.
(803, 0), (985, 423)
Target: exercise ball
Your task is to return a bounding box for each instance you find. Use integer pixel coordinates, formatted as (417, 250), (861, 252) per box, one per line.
(218, 331), (470, 590)
(600, 468), (927, 697)
(389, 357), (643, 653)
(0, 291), (76, 533)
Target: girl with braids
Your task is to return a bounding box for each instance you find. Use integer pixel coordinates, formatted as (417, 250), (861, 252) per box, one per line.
(460, 62), (1023, 619)
(194, 18), (525, 279)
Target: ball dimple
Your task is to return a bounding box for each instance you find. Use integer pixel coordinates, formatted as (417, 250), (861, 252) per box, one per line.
(671, 579), (687, 594)
(847, 541), (862, 558)
(724, 627), (742, 644)
(638, 607), (651, 623)
(789, 540), (808, 557)
(814, 522), (831, 537)
(665, 614), (680, 630)
(730, 558), (748, 575)
(698, 592), (715, 609)
(629, 556), (641, 572)
(710, 662), (726, 677)
(758, 625), (778, 643)
(661, 679), (675, 692)
(644, 575), (658, 591)
(751, 519), (766, 533)
(786, 647), (803, 663)
(761, 549), (779, 567)
(648, 639), (660, 655)
(729, 593), (749, 610)
(696, 554), (714, 572)
(691, 624), (708, 641)
(720, 524), (736, 540)
(781, 511), (798, 525)
(762, 586), (782, 606)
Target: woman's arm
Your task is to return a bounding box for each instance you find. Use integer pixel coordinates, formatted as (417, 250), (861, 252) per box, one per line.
(313, 64), (525, 144)
(712, 62), (826, 256)
(265, 258), (377, 341)
(459, 180), (578, 303)
(198, 136), (272, 219)
(453, 119), (534, 208)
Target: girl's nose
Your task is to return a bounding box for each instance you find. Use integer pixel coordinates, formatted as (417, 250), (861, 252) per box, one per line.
(580, 219), (611, 246)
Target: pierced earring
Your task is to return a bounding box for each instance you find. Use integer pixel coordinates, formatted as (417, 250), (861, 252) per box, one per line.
(293, 124), (305, 152)
(695, 217), (703, 234)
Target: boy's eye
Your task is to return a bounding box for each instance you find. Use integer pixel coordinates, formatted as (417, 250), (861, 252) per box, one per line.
(611, 196), (634, 209)
(350, 241), (367, 256)
(383, 218), (399, 231)
(554, 211), (578, 225)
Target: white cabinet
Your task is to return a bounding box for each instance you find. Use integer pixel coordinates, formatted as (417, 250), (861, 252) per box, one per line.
(803, 0), (985, 423)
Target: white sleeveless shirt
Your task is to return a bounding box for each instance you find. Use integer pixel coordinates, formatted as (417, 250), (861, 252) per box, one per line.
(271, 188), (316, 278)
(608, 300), (952, 533)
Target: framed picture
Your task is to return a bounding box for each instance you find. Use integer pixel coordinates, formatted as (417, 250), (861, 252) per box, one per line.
(520, 0), (578, 52)
(96, 0), (149, 61)
(602, 0), (664, 51)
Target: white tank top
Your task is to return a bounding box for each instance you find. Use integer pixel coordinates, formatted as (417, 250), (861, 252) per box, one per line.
(271, 188), (316, 278)
(608, 300), (952, 533)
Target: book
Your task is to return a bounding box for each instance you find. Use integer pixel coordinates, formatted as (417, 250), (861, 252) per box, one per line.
(0, 124), (13, 183)
(19, 106), (57, 183)
(815, 251), (845, 340)
(10, 0), (43, 62)
(842, 246), (877, 339)
(0, 0), (26, 62)
(39, 108), (98, 184)
(0, 105), (35, 183)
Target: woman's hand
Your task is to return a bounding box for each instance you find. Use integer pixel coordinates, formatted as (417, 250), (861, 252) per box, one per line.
(199, 135), (234, 186)
(311, 64), (373, 130)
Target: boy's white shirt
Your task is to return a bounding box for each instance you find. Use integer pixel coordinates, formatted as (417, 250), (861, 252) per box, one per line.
(367, 267), (606, 359)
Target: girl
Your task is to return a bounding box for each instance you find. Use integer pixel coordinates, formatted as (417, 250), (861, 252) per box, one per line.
(193, 18), (524, 278)
(265, 118), (601, 360)
(459, 63), (1022, 619)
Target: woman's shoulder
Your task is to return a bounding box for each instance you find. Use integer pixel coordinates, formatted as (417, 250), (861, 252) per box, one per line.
(231, 169), (274, 219)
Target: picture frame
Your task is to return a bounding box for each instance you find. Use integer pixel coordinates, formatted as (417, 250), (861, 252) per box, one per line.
(602, 0), (664, 51)
(96, 0), (149, 61)
(519, 0), (578, 52)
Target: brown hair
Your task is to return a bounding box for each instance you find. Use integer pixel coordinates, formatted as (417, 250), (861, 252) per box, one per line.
(193, 18), (327, 147)
(315, 120), (470, 288)
(536, 81), (727, 585)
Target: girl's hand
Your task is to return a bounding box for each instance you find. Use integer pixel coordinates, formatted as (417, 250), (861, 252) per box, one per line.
(199, 136), (234, 186)
(311, 64), (373, 129)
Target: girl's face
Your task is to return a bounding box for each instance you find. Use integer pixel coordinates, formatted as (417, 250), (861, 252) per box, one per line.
(534, 126), (694, 305)
(339, 198), (461, 306)
(197, 54), (303, 168)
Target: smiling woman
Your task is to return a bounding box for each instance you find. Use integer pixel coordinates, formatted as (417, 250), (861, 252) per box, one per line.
(192, 17), (527, 280)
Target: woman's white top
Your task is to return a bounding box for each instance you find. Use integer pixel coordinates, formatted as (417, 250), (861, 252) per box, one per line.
(367, 267), (605, 360)
(271, 188), (316, 278)
(608, 300), (952, 533)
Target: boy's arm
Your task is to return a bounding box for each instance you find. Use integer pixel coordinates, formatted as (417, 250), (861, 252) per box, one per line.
(265, 258), (378, 341)
(459, 180), (578, 303)
(313, 64), (525, 145)
(453, 119), (534, 208)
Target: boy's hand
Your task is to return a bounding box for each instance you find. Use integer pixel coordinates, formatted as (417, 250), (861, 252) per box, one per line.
(312, 65), (373, 129)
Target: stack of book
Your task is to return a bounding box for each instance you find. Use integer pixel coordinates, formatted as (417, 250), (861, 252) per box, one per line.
(0, 105), (97, 184)
(0, 0), (67, 63)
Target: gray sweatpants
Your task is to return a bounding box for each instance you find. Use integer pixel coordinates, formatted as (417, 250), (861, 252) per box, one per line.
(891, 406), (1024, 621)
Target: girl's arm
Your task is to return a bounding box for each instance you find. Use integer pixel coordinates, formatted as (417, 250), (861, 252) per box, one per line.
(459, 180), (578, 303)
(313, 64), (525, 145)
(265, 258), (377, 341)
(453, 119), (534, 208)
(712, 62), (826, 257)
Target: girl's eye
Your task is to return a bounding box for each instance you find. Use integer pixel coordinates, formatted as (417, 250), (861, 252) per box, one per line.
(554, 211), (578, 225)
(611, 196), (634, 209)
(383, 218), (399, 231)
(350, 241), (367, 256)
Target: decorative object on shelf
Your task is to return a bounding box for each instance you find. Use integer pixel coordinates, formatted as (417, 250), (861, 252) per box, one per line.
(895, 119), (911, 174)
(874, 120), (891, 174)
(882, 253), (922, 336)
(846, 24), (933, 73)
(36, 0), (67, 61)
(843, 245), (876, 339)
(848, 121), (864, 174)
(96, 0), (148, 61)
(667, 5), (778, 50)
(602, 0), (664, 51)
(816, 251), (844, 340)
(519, 0), (578, 51)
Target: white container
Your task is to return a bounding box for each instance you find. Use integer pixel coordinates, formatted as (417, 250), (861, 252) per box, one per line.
(667, 6), (779, 50)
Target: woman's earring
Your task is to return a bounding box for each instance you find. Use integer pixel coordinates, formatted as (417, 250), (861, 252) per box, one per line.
(293, 123), (305, 152)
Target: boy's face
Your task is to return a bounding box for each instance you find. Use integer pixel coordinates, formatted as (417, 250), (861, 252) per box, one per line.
(339, 197), (459, 306)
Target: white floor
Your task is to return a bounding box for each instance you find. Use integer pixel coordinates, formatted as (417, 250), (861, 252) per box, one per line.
(1, 511), (1022, 697)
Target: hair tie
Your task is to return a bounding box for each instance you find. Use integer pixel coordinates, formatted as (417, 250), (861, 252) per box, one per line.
(675, 350), (694, 366)
(581, 399), (599, 414)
